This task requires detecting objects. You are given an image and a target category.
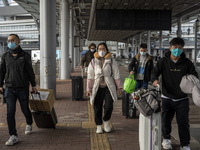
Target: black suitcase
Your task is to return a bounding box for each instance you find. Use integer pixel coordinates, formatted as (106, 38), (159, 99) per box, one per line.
(71, 76), (83, 100)
(122, 91), (137, 118)
(30, 92), (57, 128)
(32, 107), (58, 128)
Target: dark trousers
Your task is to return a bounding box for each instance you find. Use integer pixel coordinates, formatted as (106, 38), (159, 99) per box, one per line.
(93, 87), (114, 125)
(135, 80), (148, 90)
(5, 87), (33, 136)
(161, 98), (190, 146)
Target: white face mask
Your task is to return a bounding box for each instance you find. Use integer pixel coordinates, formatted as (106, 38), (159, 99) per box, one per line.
(98, 51), (106, 57)
(90, 49), (95, 52)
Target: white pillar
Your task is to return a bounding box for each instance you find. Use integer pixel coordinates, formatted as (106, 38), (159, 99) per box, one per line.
(60, 0), (70, 79)
(40, 0), (56, 92)
(73, 28), (78, 68)
(69, 7), (74, 71)
(116, 42), (119, 57)
(147, 31), (151, 54)
(159, 30), (163, 58)
(177, 17), (182, 37)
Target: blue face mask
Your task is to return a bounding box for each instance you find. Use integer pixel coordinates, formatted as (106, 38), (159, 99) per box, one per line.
(8, 42), (17, 50)
(171, 48), (183, 57)
(140, 52), (147, 56)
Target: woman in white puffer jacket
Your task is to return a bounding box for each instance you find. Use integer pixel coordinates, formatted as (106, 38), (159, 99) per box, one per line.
(86, 42), (123, 134)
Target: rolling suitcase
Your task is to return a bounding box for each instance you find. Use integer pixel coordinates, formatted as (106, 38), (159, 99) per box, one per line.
(71, 76), (83, 100)
(139, 112), (161, 150)
(122, 91), (137, 118)
(32, 107), (58, 128)
(31, 92), (58, 128)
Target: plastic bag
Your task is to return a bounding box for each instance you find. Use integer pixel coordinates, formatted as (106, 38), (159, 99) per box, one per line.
(123, 75), (137, 93)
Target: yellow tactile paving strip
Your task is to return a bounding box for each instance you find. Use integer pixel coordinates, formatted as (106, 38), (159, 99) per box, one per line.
(87, 101), (111, 150)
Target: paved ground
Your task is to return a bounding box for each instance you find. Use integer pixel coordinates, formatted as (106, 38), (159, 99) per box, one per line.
(0, 62), (200, 150)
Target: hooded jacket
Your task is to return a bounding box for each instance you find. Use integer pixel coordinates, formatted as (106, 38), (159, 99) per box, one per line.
(151, 51), (198, 99)
(128, 53), (153, 82)
(0, 46), (36, 89)
(87, 52), (122, 105)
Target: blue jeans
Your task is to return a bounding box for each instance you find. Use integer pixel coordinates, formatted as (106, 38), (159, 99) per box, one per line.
(135, 80), (148, 90)
(4, 87), (33, 136)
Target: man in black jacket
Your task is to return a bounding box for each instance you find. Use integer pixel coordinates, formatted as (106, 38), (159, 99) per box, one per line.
(152, 37), (198, 150)
(0, 34), (37, 146)
(81, 43), (96, 72)
(128, 43), (153, 89)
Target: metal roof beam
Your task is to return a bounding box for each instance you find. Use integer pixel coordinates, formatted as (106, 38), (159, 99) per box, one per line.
(0, 5), (28, 16)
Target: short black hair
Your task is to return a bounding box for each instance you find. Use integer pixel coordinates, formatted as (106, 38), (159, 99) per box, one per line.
(97, 42), (109, 52)
(9, 34), (20, 40)
(170, 37), (185, 47)
(140, 43), (147, 49)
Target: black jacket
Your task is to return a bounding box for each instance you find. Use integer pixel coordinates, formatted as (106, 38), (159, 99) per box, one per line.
(81, 50), (96, 67)
(0, 46), (36, 89)
(151, 51), (198, 99)
(128, 53), (153, 82)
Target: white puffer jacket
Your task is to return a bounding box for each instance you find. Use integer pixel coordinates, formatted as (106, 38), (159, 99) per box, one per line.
(87, 52), (122, 105)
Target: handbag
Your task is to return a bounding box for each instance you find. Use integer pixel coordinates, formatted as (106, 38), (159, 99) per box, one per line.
(133, 89), (161, 117)
(123, 75), (137, 93)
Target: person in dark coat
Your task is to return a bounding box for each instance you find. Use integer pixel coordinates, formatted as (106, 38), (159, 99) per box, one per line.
(128, 43), (153, 89)
(0, 34), (37, 146)
(151, 37), (198, 150)
(81, 43), (96, 72)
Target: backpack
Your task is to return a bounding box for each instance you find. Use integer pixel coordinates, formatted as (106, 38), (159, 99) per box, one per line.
(133, 89), (161, 117)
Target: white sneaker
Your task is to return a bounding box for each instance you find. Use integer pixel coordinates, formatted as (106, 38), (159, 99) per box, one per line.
(162, 139), (172, 149)
(96, 125), (103, 134)
(180, 146), (191, 150)
(103, 121), (111, 133)
(5, 135), (18, 146)
(25, 124), (32, 135)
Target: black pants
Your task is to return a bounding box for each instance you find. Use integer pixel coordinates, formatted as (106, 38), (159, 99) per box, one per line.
(93, 87), (114, 125)
(5, 87), (33, 136)
(161, 98), (190, 146)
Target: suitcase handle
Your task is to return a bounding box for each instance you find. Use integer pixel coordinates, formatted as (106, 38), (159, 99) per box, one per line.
(30, 92), (46, 112)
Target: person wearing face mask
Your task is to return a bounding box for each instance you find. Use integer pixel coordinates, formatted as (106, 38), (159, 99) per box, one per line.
(151, 37), (198, 150)
(128, 43), (153, 90)
(81, 43), (96, 73)
(0, 34), (37, 146)
(86, 42), (123, 134)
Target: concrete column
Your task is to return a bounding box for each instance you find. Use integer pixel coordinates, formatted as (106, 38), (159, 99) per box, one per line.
(159, 30), (163, 58)
(177, 17), (182, 37)
(147, 31), (151, 54)
(139, 33), (142, 46)
(116, 42), (119, 57)
(73, 28), (77, 68)
(132, 37), (135, 57)
(40, 0), (56, 92)
(60, 0), (70, 79)
(69, 6), (74, 72)
(194, 19), (199, 66)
